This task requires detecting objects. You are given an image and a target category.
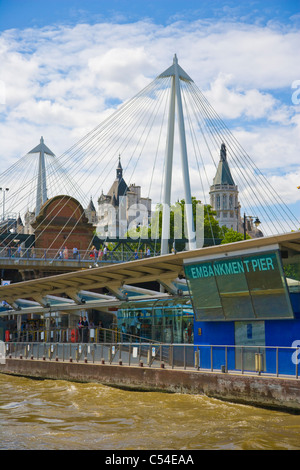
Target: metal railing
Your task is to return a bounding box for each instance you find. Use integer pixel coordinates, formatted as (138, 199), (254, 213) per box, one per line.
(3, 338), (300, 379)
(4, 327), (149, 345)
(4, 340), (192, 369)
(0, 247), (156, 265)
(4, 326), (192, 346)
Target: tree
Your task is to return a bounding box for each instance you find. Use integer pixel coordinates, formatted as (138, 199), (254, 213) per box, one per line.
(221, 228), (251, 244)
(149, 197), (223, 251)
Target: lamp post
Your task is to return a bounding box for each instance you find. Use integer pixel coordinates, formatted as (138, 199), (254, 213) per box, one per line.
(243, 212), (261, 240)
(0, 187), (9, 221)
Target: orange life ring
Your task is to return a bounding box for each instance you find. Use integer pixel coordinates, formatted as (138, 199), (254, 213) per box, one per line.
(70, 329), (78, 343)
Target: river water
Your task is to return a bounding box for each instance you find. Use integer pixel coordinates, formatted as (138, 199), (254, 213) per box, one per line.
(1, 374), (300, 451)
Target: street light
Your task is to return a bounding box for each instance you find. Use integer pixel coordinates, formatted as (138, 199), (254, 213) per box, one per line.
(243, 212), (261, 240)
(0, 187), (9, 221)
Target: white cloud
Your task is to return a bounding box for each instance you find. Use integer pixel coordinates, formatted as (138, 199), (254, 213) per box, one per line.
(204, 73), (278, 120)
(0, 18), (299, 229)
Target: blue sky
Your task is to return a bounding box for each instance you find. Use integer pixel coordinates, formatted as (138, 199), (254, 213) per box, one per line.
(0, 0), (299, 29)
(0, 0), (299, 232)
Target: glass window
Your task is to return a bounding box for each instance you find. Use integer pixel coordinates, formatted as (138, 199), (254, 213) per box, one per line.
(244, 252), (293, 319)
(185, 263), (224, 320)
(282, 256), (300, 292)
(117, 298), (194, 344)
(214, 258), (255, 319)
(184, 250), (294, 321)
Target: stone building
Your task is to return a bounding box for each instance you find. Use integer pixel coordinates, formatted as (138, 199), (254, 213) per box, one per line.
(85, 197), (97, 225)
(210, 143), (263, 238)
(97, 157), (151, 238)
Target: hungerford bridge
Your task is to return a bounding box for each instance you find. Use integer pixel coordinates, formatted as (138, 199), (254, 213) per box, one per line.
(0, 56), (299, 316)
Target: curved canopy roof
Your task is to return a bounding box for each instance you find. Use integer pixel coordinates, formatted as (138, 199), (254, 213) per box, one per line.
(0, 231), (299, 315)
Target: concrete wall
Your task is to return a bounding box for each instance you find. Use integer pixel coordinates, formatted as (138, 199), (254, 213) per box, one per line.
(1, 359), (300, 413)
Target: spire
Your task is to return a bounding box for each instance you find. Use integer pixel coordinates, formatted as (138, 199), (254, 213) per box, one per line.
(87, 196), (96, 212)
(213, 143), (235, 186)
(116, 155), (123, 180)
(220, 142), (227, 161)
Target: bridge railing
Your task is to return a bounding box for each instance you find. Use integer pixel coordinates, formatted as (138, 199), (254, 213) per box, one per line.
(0, 247), (155, 263)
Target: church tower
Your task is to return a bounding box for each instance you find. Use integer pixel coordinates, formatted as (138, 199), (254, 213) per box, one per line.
(209, 143), (241, 231)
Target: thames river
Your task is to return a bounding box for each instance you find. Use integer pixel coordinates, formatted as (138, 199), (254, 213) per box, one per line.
(1, 374), (300, 450)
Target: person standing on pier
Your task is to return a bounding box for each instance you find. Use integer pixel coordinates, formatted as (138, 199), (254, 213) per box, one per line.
(77, 316), (83, 342)
(82, 316), (89, 342)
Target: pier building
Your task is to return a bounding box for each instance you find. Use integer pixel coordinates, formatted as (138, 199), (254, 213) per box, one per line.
(0, 231), (300, 377)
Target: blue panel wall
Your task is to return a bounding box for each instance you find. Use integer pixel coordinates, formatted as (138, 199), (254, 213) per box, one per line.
(194, 320), (235, 345)
(194, 320), (235, 370)
(193, 293), (300, 375)
(265, 317), (300, 375)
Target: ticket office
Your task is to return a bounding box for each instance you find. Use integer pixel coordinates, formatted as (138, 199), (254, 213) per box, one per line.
(184, 249), (300, 373)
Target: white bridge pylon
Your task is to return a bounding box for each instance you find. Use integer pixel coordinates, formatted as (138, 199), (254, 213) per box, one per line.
(159, 54), (197, 255)
(27, 136), (55, 217)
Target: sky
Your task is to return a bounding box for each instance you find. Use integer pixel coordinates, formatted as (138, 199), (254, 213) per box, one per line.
(0, 0), (299, 231)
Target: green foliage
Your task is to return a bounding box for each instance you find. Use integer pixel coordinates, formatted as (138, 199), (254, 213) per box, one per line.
(150, 197), (223, 249)
(220, 228), (251, 244)
(284, 263), (300, 281)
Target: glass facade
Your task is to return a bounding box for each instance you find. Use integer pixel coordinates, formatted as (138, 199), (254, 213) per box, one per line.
(184, 250), (294, 321)
(117, 297), (194, 343)
(283, 256), (300, 290)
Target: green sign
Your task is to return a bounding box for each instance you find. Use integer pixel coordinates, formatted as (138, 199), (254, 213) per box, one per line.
(188, 255), (275, 279)
(184, 251), (294, 321)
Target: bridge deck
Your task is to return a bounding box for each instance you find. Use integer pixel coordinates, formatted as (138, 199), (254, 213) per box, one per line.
(0, 231), (299, 311)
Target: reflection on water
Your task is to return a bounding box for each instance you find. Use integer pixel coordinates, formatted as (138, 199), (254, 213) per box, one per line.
(1, 374), (300, 450)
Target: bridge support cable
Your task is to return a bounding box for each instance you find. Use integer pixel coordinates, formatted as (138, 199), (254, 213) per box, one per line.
(0, 77), (170, 252)
(187, 80), (300, 233)
(0, 56), (299, 259)
(183, 80), (281, 235)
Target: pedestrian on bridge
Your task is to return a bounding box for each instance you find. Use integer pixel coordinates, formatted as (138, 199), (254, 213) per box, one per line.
(63, 246), (68, 259)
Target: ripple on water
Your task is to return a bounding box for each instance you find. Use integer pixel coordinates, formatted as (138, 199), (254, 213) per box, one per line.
(1, 375), (300, 450)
